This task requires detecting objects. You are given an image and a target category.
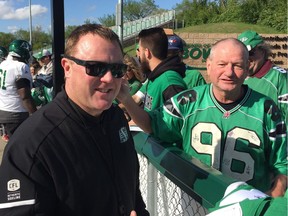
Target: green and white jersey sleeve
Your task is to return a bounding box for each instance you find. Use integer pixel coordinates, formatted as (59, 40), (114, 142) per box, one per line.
(183, 66), (206, 89)
(244, 66), (287, 122)
(207, 182), (287, 216)
(149, 84), (287, 192)
(134, 80), (148, 104)
(144, 70), (186, 111)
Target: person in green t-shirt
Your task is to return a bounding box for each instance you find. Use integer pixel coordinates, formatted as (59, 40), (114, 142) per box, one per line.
(117, 38), (287, 197)
(238, 30), (287, 123)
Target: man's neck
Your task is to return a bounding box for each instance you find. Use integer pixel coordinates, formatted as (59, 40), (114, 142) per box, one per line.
(149, 58), (162, 72)
(213, 86), (245, 104)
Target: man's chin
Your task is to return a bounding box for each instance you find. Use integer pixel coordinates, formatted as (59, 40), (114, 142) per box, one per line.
(94, 99), (113, 110)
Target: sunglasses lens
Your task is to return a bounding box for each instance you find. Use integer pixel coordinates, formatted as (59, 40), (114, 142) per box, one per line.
(86, 63), (127, 78)
(111, 64), (127, 78)
(86, 64), (101, 76)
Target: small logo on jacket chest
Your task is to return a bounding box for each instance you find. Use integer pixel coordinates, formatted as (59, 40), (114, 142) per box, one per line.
(119, 127), (129, 143)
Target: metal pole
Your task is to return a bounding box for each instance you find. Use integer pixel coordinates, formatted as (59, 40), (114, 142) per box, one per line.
(50, 0), (65, 96)
(29, 0), (32, 46)
(117, 0), (123, 44)
(147, 162), (157, 216)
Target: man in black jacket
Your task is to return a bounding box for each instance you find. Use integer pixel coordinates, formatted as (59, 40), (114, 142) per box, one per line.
(0, 24), (149, 216)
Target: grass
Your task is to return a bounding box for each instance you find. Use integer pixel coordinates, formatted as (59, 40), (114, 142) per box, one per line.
(123, 22), (284, 55)
(174, 22), (284, 34)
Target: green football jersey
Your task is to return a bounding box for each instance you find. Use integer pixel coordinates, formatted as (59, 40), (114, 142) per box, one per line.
(208, 182), (288, 216)
(183, 66), (206, 89)
(143, 70), (187, 111)
(244, 65), (287, 122)
(149, 84), (287, 192)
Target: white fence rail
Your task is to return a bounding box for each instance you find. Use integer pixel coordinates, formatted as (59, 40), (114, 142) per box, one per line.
(111, 10), (175, 40)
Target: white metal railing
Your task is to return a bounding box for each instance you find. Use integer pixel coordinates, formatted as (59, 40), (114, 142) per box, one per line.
(111, 10), (175, 40)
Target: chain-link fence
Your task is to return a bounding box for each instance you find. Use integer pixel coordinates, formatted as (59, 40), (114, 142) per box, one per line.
(132, 131), (237, 216)
(138, 154), (208, 216)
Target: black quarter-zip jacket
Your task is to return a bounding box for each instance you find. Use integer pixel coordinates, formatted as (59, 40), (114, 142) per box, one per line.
(0, 90), (149, 216)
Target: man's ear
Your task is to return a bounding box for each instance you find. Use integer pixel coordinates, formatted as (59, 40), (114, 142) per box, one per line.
(61, 58), (72, 78)
(145, 48), (152, 60)
(206, 59), (211, 77)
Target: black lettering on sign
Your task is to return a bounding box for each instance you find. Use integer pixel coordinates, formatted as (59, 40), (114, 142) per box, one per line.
(277, 52), (288, 58)
(271, 44), (281, 50)
(262, 36), (288, 42)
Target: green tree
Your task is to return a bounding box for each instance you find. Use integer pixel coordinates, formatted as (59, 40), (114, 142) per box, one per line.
(98, 0), (159, 26)
(84, 19), (98, 24)
(31, 26), (52, 51)
(258, 0), (287, 32)
(0, 32), (16, 49)
(65, 25), (78, 39)
(212, 0), (242, 23)
(238, 0), (270, 24)
(13, 29), (30, 41)
(175, 0), (219, 26)
(98, 14), (116, 27)
(123, 0), (159, 21)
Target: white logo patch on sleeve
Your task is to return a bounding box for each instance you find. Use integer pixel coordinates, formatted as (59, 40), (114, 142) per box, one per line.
(7, 179), (20, 191)
(6, 179), (21, 201)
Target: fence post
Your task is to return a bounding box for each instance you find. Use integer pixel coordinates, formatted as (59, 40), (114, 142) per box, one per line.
(147, 161), (157, 216)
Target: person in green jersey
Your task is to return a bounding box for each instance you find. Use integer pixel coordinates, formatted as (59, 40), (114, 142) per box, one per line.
(238, 30), (287, 122)
(207, 181), (287, 216)
(167, 35), (207, 88)
(131, 34), (206, 109)
(135, 27), (187, 111)
(117, 38), (287, 197)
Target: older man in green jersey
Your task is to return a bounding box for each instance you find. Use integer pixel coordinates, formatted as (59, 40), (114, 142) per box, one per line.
(117, 38), (287, 197)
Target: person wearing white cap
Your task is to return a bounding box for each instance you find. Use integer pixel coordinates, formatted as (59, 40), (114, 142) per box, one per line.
(32, 49), (54, 105)
(238, 30), (287, 123)
(36, 49), (53, 75)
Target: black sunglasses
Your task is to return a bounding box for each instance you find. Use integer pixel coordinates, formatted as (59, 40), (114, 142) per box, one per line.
(63, 55), (127, 78)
